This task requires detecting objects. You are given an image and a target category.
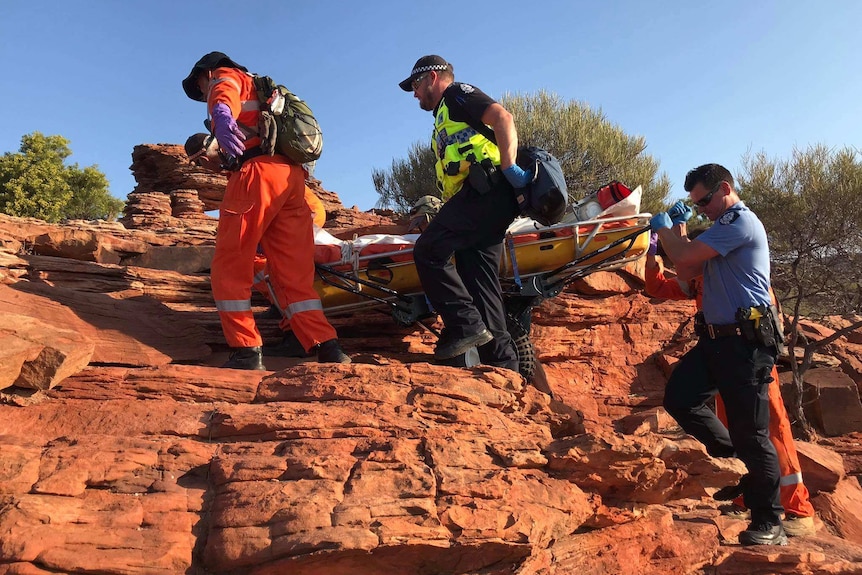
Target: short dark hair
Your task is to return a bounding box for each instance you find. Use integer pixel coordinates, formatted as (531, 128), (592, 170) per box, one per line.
(683, 163), (734, 192)
(184, 133), (210, 157)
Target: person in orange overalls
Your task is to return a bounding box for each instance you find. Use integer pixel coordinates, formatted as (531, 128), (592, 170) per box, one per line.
(644, 218), (815, 537)
(182, 52), (349, 370)
(252, 186), (326, 358)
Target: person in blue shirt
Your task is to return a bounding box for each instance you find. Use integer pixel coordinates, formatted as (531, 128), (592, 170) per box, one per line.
(650, 163), (786, 546)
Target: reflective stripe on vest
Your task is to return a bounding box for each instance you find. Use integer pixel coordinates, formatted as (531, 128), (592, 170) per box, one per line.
(253, 269), (267, 285)
(209, 76), (242, 94)
(207, 68), (262, 147)
(780, 471), (803, 487)
(281, 298), (324, 320)
(215, 299), (253, 312)
(432, 97), (500, 200)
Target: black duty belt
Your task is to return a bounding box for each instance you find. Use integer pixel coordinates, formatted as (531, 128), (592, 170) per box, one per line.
(695, 322), (743, 339)
(694, 312), (745, 339)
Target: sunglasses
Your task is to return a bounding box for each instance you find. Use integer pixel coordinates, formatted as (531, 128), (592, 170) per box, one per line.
(187, 135), (215, 166)
(411, 73), (428, 91)
(693, 181), (724, 207)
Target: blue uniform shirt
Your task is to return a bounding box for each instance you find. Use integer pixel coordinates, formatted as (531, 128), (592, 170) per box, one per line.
(697, 201), (772, 325)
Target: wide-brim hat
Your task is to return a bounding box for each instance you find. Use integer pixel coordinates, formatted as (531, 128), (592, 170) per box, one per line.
(398, 55), (452, 91)
(182, 51), (248, 101)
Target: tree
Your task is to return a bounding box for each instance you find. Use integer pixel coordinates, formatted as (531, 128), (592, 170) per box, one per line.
(0, 132), (123, 222)
(372, 141), (438, 213)
(739, 145), (862, 438)
(64, 166), (122, 221)
(373, 90), (671, 215)
(503, 91), (670, 215)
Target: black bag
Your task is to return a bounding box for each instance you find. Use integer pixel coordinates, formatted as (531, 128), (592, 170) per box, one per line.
(450, 96), (568, 226)
(512, 146), (568, 226)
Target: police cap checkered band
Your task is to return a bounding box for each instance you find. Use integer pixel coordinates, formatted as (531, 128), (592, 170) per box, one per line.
(399, 55), (452, 91)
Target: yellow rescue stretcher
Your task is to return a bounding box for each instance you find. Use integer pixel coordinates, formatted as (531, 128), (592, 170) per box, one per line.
(313, 213), (650, 317)
(308, 184), (651, 379)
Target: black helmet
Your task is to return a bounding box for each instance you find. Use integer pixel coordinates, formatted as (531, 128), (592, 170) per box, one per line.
(182, 52), (248, 101)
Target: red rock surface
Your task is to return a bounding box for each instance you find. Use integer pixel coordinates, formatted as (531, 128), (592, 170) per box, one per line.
(2, 150), (862, 573)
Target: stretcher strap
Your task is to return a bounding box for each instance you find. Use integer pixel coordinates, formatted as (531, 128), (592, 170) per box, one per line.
(331, 237), (363, 290)
(506, 233), (522, 289)
(337, 241), (351, 266)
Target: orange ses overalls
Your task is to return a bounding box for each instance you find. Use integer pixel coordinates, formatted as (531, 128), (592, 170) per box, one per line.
(206, 67), (336, 352)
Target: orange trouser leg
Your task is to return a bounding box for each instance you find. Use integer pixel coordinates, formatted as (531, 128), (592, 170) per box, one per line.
(256, 162), (335, 351)
(211, 161), (277, 348)
(252, 254), (271, 302)
(715, 365), (815, 517)
(252, 255), (295, 331)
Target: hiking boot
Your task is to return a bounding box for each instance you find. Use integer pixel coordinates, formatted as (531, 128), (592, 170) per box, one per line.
(719, 503), (750, 519)
(434, 328), (494, 360)
(223, 346), (266, 371)
(738, 522), (788, 546)
(714, 474), (748, 501)
(317, 339), (351, 364)
(783, 513), (816, 537)
(263, 331), (312, 358)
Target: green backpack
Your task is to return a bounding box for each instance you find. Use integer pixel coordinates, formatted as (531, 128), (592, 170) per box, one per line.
(252, 75), (323, 165)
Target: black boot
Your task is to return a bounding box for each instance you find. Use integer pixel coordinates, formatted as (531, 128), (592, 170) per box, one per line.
(263, 331), (313, 358)
(738, 522), (788, 546)
(222, 346), (266, 371)
(714, 473), (749, 501)
(434, 328), (493, 360)
(317, 339), (351, 364)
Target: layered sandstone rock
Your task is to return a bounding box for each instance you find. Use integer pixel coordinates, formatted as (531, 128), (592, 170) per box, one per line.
(122, 143), (406, 239)
(2, 166), (862, 573)
(0, 313), (94, 390)
(126, 142), (225, 218)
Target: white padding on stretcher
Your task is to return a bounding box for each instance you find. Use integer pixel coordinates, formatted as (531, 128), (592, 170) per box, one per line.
(598, 186), (642, 218)
(507, 185), (643, 233)
(312, 185), (644, 264)
(314, 227), (420, 265)
(314, 228), (419, 248)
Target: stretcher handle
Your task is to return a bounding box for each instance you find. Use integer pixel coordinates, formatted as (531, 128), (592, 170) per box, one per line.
(543, 225), (651, 292)
(315, 263), (414, 305)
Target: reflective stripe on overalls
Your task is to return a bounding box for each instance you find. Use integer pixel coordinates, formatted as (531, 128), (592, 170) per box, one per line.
(279, 298), (324, 320)
(215, 299), (253, 312)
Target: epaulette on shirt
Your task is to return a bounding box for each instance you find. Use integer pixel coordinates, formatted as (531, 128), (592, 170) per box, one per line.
(719, 210), (740, 225)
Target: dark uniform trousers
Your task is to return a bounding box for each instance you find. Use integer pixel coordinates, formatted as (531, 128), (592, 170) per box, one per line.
(413, 179), (519, 370)
(663, 335), (783, 525)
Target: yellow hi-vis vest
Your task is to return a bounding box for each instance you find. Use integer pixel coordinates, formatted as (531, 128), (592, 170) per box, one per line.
(432, 97), (501, 200)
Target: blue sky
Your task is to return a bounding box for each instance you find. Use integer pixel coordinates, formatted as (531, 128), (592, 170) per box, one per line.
(1, 0), (860, 212)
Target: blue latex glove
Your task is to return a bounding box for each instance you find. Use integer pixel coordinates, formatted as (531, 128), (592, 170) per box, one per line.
(667, 200), (694, 225)
(502, 164), (533, 189)
(647, 232), (659, 255)
(649, 212), (672, 232)
(210, 103), (246, 158)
